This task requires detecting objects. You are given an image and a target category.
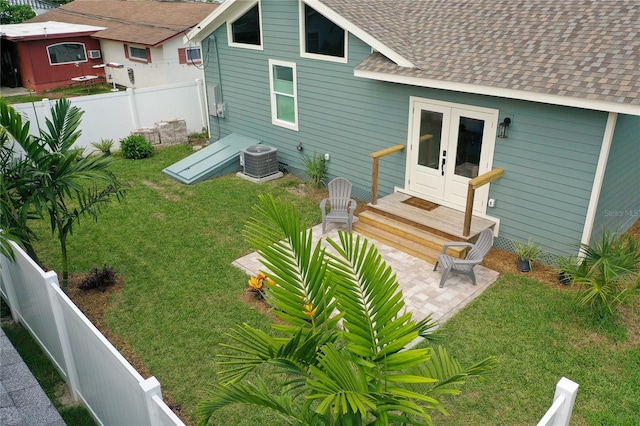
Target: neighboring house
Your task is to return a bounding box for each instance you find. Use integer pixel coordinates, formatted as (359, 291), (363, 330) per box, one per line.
(0, 21), (106, 91)
(7, 0), (56, 15)
(186, 0), (640, 256)
(25, 0), (218, 89)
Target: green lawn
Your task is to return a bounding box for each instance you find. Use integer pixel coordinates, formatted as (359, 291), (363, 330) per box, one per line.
(1, 83), (115, 104)
(27, 145), (639, 425)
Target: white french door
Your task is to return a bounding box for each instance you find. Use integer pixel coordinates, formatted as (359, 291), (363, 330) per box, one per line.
(407, 99), (498, 212)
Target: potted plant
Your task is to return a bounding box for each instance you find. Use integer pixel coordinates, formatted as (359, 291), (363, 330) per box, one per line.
(554, 254), (582, 285)
(91, 139), (114, 157)
(513, 239), (542, 272)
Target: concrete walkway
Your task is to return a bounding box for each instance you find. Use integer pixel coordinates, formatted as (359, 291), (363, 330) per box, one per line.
(1, 327), (66, 426)
(233, 222), (500, 334)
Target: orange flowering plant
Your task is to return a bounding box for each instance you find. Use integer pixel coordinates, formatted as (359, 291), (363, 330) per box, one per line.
(247, 272), (273, 299)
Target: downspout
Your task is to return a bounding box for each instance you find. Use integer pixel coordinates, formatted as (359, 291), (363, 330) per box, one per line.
(580, 112), (617, 246)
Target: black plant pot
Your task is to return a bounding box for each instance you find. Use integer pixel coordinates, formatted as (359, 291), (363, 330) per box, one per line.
(517, 258), (531, 272)
(103, 150), (111, 157)
(558, 271), (572, 285)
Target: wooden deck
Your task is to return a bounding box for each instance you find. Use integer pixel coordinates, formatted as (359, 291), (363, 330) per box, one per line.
(353, 192), (496, 264)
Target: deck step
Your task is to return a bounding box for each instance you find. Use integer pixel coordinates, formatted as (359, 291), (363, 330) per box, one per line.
(353, 211), (469, 264)
(353, 222), (443, 264)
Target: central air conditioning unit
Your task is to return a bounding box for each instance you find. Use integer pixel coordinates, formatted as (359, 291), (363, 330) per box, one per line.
(240, 145), (278, 178)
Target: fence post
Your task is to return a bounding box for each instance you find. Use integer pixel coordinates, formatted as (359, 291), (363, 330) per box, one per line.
(46, 273), (82, 400)
(127, 87), (140, 130)
(141, 377), (163, 424)
(553, 377), (579, 426)
(195, 78), (208, 132)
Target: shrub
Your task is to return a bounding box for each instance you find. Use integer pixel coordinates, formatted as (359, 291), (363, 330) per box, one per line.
(301, 152), (327, 188)
(120, 134), (153, 159)
(78, 264), (117, 292)
(563, 230), (640, 319)
(91, 138), (114, 155)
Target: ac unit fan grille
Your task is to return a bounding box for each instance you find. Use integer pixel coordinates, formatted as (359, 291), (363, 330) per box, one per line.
(241, 145), (278, 178)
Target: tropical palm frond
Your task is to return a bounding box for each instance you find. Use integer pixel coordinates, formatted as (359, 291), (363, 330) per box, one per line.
(40, 98), (83, 152)
(218, 324), (335, 385)
(325, 231), (423, 360)
(244, 195), (337, 330)
(0, 231), (15, 261)
(306, 343), (375, 418)
(410, 346), (498, 399)
(197, 377), (299, 426)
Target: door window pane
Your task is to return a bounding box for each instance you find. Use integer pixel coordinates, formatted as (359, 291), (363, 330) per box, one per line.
(417, 110), (443, 170)
(454, 117), (484, 178)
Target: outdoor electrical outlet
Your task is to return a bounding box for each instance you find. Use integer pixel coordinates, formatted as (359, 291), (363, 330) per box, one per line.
(488, 198), (496, 208)
(324, 153), (330, 161)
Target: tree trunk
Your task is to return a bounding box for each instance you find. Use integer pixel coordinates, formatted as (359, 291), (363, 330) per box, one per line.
(60, 234), (69, 290)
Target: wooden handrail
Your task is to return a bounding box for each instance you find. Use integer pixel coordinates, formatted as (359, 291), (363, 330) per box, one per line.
(463, 168), (503, 236)
(370, 144), (405, 204)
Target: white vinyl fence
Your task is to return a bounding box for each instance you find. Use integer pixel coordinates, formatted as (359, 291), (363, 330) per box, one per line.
(10, 79), (209, 151)
(0, 241), (184, 426)
(537, 377), (579, 426)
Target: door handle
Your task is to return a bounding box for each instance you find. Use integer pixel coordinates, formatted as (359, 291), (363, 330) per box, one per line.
(441, 158), (446, 176)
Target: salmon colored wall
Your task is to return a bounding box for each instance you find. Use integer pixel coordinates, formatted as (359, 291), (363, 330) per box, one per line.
(16, 36), (106, 92)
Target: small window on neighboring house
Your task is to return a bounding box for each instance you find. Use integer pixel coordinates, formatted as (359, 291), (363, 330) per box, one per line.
(47, 43), (87, 65)
(228, 2), (262, 49)
(179, 47), (202, 64)
(124, 44), (152, 63)
(269, 59), (298, 131)
(300, 3), (346, 62)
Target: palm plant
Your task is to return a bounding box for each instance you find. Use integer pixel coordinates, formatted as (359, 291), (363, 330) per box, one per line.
(0, 100), (41, 263)
(198, 195), (497, 425)
(1, 99), (126, 287)
(563, 230), (640, 319)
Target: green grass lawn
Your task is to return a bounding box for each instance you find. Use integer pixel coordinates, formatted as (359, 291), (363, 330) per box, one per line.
(1, 83), (115, 104)
(27, 145), (639, 425)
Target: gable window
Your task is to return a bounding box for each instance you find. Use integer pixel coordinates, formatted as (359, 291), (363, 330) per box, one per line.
(47, 43), (87, 65)
(300, 3), (346, 62)
(179, 47), (202, 64)
(124, 44), (152, 63)
(228, 2), (262, 50)
(269, 59), (298, 131)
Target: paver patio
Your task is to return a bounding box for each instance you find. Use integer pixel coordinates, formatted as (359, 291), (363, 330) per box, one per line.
(233, 221), (500, 333)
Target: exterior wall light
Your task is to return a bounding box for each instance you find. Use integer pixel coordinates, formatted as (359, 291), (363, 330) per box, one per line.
(498, 117), (511, 138)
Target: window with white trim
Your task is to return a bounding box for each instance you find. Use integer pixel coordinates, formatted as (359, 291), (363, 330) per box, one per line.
(269, 59), (298, 131)
(300, 3), (346, 62)
(47, 43), (87, 65)
(228, 2), (262, 50)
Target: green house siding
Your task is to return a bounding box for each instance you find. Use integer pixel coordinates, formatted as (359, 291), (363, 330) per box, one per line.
(202, 0), (609, 255)
(593, 114), (640, 239)
(204, 0), (409, 200)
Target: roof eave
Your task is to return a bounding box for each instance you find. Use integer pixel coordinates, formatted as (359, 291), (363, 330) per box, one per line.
(354, 69), (640, 117)
(185, 0), (239, 43)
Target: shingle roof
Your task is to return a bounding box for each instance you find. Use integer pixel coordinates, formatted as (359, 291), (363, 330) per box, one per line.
(27, 0), (218, 47)
(319, 0), (640, 110)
